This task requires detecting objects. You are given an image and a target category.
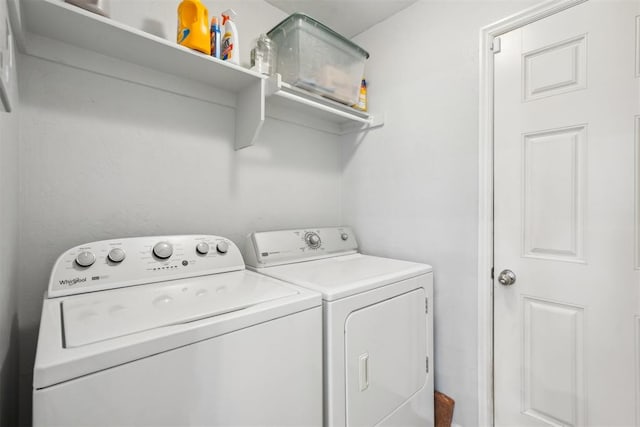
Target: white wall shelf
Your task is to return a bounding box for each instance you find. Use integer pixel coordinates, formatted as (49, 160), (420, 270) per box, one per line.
(265, 74), (383, 135)
(236, 75), (384, 149)
(16, 0), (264, 92)
(10, 0), (384, 149)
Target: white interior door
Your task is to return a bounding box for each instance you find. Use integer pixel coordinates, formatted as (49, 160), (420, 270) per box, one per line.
(494, 1), (640, 426)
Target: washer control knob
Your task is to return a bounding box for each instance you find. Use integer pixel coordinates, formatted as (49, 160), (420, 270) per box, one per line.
(305, 232), (321, 249)
(341, 233), (349, 241)
(107, 247), (126, 263)
(196, 242), (210, 255)
(76, 251), (96, 268)
(153, 242), (173, 259)
(216, 241), (229, 254)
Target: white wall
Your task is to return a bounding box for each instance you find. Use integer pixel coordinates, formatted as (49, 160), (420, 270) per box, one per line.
(342, 1), (536, 425)
(0, 0), (20, 424)
(16, 2), (343, 422)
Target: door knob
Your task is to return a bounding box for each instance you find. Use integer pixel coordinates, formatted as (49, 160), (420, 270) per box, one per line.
(498, 269), (516, 286)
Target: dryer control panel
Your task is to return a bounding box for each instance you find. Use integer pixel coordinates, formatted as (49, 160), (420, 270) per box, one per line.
(48, 235), (244, 298)
(246, 226), (358, 268)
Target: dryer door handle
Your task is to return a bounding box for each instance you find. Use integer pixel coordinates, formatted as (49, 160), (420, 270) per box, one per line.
(359, 353), (369, 391)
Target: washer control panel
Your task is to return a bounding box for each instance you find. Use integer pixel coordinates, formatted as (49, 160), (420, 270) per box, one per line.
(246, 227), (358, 267)
(48, 235), (243, 298)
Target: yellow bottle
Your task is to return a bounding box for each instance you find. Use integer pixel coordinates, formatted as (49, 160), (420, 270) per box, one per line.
(177, 0), (211, 55)
(353, 78), (367, 112)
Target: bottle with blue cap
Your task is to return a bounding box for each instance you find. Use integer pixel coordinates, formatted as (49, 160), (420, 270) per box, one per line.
(210, 16), (221, 59)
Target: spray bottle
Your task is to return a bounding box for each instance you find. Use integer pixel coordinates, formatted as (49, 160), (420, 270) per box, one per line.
(221, 9), (239, 64)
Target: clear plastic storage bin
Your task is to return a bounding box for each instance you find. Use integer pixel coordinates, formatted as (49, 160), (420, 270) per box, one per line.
(267, 13), (369, 106)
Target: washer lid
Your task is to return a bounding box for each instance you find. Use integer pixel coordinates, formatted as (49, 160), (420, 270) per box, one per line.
(62, 271), (298, 348)
(255, 254), (432, 301)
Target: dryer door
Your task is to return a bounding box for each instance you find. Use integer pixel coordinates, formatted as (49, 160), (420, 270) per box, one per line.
(345, 288), (427, 426)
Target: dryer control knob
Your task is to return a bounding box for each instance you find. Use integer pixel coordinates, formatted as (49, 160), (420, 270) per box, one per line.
(196, 242), (210, 255)
(107, 247), (126, 263)
(153, 242), (173, 259)
(75, 251), (96, 268)
(341, 233), (349, 241)
(305, 232), (321, 249)
(216, 241), (229, 254)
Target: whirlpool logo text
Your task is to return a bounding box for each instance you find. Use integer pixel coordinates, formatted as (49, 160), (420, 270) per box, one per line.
(59, 277), (86, 286)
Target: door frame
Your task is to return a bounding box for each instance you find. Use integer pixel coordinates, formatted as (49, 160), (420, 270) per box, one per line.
(477, 1), (588, 425)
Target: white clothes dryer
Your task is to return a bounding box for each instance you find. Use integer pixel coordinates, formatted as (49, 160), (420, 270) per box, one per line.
(33, 235), (323, 427)
(245, 227), (434, 427)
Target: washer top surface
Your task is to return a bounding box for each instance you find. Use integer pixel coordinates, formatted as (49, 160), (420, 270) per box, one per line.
(62, 270), (298, 348)
(254, 253), (431, 301)
(34, 235), (321, 389)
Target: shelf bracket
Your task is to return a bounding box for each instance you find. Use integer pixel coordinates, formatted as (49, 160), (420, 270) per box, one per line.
(235, 78), (265, 150)
(265, 73), (283, 97)
(339, 113), (385, 135)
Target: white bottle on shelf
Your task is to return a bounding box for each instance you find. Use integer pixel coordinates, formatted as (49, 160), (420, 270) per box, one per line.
(221, 9), (239, 65)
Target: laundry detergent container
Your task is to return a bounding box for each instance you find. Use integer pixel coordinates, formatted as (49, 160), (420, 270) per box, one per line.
(267, 13), (369, 106)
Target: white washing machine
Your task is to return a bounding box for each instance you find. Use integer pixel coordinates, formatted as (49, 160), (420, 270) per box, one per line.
(33, 235), (323, 427)
(245, 227), (434, 427)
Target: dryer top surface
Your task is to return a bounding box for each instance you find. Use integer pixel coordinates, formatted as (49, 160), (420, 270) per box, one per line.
(253, 253), (432, 301)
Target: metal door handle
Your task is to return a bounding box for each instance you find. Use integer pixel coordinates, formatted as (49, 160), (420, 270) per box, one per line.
(498, 269), (516, 286)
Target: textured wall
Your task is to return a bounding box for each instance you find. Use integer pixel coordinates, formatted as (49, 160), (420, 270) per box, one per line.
(342, 1), (536, 425)
(0, 0), (20, 424)
(13, 1), (548, 425)
(17, 16), (343, 422)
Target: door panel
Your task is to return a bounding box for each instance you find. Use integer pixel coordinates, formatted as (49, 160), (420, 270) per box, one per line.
(523, 125), (586, 262)
(637, 115), (640, 269)
(494, 1), (640, 426)
(522, 297), (585, 426)
(345, 288), (426, 427)
(523, 35), (587, 101)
